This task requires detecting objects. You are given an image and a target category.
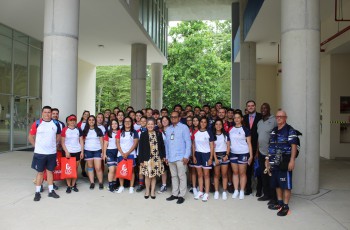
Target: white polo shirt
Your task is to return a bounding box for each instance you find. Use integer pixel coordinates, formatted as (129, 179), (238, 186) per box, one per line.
(116, 130), (139, 157)
(61, 127), (82, 153)
(192, 130), (214, 153)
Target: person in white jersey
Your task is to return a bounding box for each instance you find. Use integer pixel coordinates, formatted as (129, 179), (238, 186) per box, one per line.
(61, 114), (84, 193)
(96, 113), (106, 135)
(212, 119), (231, 200)
(28, 106), (61, 201)
(116, 116), (139, 194)
(77, 110), (90, 178)
(103, 119), (119, 192)
(82, 115), (104, 190)
(192, 117), (215, 202)
(228, 110), (253, 200)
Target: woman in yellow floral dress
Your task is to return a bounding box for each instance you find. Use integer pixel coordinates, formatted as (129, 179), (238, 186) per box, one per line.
(138, 118), (166, 199)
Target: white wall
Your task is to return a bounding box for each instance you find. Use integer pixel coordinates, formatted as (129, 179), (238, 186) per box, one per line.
(77, 59), (96, 118)
(320, 54), (331, 159)
(256, 64), (278, 113)
(330, 54), (350, 159)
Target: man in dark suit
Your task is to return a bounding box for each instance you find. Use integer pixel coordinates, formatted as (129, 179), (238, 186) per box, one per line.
(243, 100), (262, 196)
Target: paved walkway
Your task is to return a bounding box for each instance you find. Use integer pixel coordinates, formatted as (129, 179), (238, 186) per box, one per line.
(0, 151), (349, 230)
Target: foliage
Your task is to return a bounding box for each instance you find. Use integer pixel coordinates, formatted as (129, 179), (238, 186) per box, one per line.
(163, 20), (232, 108)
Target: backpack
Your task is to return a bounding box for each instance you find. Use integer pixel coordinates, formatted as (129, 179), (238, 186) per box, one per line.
(35, 119), (61, 129)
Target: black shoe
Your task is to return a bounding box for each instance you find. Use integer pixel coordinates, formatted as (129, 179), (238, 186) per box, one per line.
(40, 185), (44, 193)
(66, 187), (71, 194)
(176, 197), (185, 204)
(48, 190), (60, 199)
(72, 184), (79, 192)
(144, 195), (149, 199)
(90, 183), (95, 190)
(34, 192), (41, 201)
(189, 187), (193, 194)
(268, 199), (277, 206)
(166, 195), (178, 201)
(82, 171), (88, 177)
(151, 196), (156, 199)
(136, 184), (145, 192)
(227, 184), (234, 194)
(99, 183), (104, 190)
(256, 191), (262, 197)
(258, 196), (270, 201)
(277, 205), (290, 216)
(244, 189), (252, 195)
(53, 183), (58, 190)
(268, 203), (282, 210)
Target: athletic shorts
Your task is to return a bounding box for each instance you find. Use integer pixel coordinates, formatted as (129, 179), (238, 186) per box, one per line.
(213, 152), (230, 166)
(194, 151), (212, 169)
(270, 170), (293, 190)
(84, 149), (102, 160)
(62, 151), (81, 161)
(230, 153), (249, 164)
(188, 155), (196, 168)
(106, 149), (118, 167)
(117, 155), (136, 167)
(31, 153), (57, 172)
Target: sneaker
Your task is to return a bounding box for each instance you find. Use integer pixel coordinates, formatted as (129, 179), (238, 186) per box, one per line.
(192, 187), (198, 197)
(202, 193), (209, 202)
(189, 187), (193, 193)
(129, 187), (134, 194)
(268, 203), (283, 210)
(222, 192), (227, 200)
(158, 185), (167, 194)
(227, 184), (234, 193)
(194, 191), (204, 200)
(239, 190), (244, 200)
(66, 187), (71, 194)
(108, 185), (115, 193)
(89, 183), (95, 190)
(72, 185), (79, 192)
(214, 191), (219, 200)
(48, 190), (60, 199)
(117, 186), (124, 193)
(99, 183), (104, 190)
(277, 206), (291, 216)
(33, 192), (41, 202)
(53, 183), (58, 190)
(232, 190), (239, 199)
(136, 184), (145, 192)
(268, 199), (277, 206)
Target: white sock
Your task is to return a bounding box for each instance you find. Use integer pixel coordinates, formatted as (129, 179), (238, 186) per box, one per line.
(35, 186), (41, 192)
(48, 185), (53, 192)
(162, 184), (166, 187)
(240, 190), (244, 193)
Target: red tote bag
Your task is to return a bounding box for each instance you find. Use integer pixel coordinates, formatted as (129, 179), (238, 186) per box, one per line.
(115, 159), (133, 181)
(60, 157), (77, 179)
(43, 151), (63, 181)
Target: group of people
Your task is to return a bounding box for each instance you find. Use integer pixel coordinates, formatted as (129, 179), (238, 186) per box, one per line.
(29, 101), (298, 216)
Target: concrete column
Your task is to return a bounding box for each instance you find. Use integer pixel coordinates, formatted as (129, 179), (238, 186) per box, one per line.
(281, 0), (320, 195)
(151, 63), (163, 110)
(131, 43), (147, 110)
(231, 2), (240, 109)
(239, 0), (256, 110)
(77, 59), (96, 116)
(42, 0), (79, 120)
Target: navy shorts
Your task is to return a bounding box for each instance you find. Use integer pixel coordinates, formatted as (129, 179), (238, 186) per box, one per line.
(117, 155), (136, 167)
(84, 150), (102, 160)
(270, 170), (293, 190)
(213, 152), (230, 166)
(194, 151), (212, 169)
(106, 149), (118, 167)
(230, 153), (249, 164)
(31, 153), (57, 172)
(62, 151), (81, 161)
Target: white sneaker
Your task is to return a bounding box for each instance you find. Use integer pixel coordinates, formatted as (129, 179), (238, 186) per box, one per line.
(232, 190), (239, 199)
(239, 190), (244, 200)
(194, 191), (203, 200)
(129, 187), (134, 194)
(117, 186), (124, 194)
(222, 191), (227, 200)
(193, 187), (198, 197)
(202, 193), (209, 202)
(214, 191), (219, 200)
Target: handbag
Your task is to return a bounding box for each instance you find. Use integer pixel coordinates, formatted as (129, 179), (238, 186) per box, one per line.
(115, 159), (133, 181)
(60, 157), (77, 179)
(43, 151), (63, 181)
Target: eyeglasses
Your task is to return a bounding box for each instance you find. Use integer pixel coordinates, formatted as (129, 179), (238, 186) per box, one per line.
(276, 116), (286, 119)
(170, 116), (178, 119)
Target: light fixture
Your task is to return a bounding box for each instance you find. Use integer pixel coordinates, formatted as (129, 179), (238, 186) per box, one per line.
(98, 44), (104, 48)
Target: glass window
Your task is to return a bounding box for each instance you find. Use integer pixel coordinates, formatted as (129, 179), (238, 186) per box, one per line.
(29, 47), (41, 97)
(13, 30), (28, 44)
(0, 35), (12, 94)
(0, 24), (12, 38)
(13, 41), (28, 96)
(13, 96), (27, 148)
(29, 37), (42, 49)
(0, 94), (11, 151)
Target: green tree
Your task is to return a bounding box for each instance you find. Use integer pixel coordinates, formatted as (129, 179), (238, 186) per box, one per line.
(163, 20), (231, 108)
